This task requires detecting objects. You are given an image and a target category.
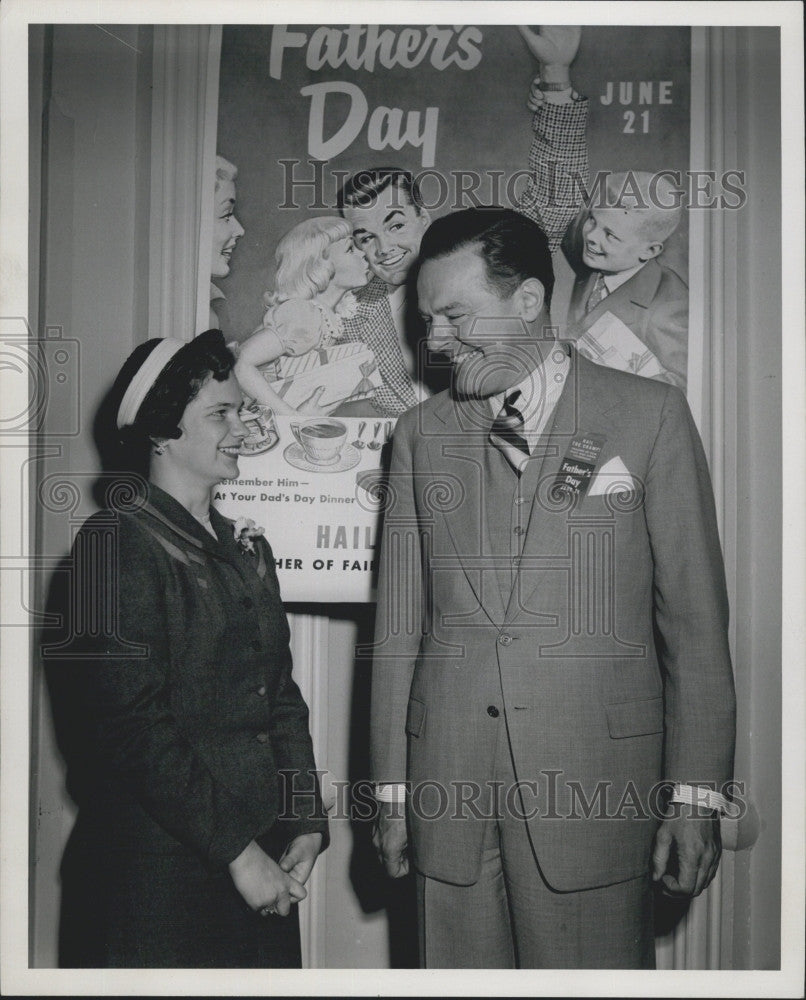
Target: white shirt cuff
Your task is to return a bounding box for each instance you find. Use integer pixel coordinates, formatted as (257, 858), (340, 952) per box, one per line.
(670, 783), (730, 815)
(375, 783), (407, 803)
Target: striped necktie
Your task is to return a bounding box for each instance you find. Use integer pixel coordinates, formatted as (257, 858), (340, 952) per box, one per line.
(585, 272), (608, 314)
(490, 390), (530, 472)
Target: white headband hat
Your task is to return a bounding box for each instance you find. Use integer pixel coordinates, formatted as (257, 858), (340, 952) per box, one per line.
(116, 338), (186, 429)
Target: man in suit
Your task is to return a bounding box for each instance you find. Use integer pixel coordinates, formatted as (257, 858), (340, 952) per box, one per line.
(336, 27), (589, 416)
(561, 171), (689, 389)
(369, 207), (735, 968)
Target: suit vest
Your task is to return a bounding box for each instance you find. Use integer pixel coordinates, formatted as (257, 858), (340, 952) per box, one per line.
(481, 433), (552, 618)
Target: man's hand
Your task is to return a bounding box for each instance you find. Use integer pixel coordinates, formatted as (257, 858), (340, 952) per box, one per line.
(278, 832), (323, 887)
(228, 839), (307, 916)
(651, 804), (722, 896)
(372, 800), (409, 878)
(517, 26), (582, 82)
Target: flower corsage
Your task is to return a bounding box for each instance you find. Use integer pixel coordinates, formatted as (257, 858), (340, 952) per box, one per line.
(233, 516), (265, 556)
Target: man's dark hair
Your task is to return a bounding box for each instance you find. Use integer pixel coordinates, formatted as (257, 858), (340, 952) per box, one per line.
(337, 167), (425, 214)
(418, 207), (554, 309)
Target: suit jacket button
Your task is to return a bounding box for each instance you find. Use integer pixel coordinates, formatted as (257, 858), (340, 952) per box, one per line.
(498, 633), (512, 645)
(487, 705), (500, 718)
(256, 731), (269, 744)
(513, 526), (525, 535)
(251, 639), (262, 652)
(242, 597), (254, 609)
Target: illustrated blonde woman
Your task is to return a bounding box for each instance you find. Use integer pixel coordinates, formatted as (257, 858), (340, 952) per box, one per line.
(234, 217), (373, 416)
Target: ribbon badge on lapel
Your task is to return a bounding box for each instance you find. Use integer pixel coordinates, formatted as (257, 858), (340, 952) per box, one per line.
(552, 433), (606, 500)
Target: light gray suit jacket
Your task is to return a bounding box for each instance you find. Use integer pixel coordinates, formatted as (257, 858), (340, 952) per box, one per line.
(370, 350), (735, 890)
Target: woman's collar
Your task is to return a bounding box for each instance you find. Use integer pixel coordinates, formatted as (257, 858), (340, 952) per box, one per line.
(140, 483), (230, 553)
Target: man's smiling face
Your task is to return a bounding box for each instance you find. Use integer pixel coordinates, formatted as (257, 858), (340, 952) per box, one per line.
(343, 184), (430, 288)
(418, 245), (545, 398)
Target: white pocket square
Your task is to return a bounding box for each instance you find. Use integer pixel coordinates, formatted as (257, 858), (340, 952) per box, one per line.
(588, 456), (636, 496)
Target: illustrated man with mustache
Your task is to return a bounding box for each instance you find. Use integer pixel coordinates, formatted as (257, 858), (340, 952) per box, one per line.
(336, 26), (589, 417)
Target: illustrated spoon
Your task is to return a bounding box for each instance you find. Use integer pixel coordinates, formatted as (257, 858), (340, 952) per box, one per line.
(352, 421), (367, 448)
(367, 422), (383, 450)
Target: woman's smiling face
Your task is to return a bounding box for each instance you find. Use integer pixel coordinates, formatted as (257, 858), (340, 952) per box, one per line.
(211, 180), (245, 279)
(162, 373), (249, 489)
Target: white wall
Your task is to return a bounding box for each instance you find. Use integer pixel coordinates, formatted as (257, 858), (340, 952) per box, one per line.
(728, 26), (782, 970)
(29, 23), (153, 967)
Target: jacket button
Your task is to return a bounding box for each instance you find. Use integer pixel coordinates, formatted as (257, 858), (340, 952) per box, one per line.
(513, 526), (525, 535)
(256, 685), (267, 697)
(242, 597), (254, 609)
(251, 639), (262, 652)
(256, 732), (269, 744)
(487, 705), (500, 718)
(498, 633), (512, 646)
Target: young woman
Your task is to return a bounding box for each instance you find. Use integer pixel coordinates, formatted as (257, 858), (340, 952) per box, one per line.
(234, 216), (370, 415)
(48, 330), (327, 967)
(210, 156), (245, 327)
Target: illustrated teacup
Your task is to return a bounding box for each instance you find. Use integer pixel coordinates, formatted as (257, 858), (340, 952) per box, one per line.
(290, 418), (348, 465)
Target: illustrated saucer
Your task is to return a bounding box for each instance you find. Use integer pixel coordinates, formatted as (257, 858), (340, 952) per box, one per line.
(283, 441), (361, 474)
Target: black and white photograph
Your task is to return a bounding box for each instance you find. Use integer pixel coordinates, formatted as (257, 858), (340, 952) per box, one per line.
(0, 0), (802, 994)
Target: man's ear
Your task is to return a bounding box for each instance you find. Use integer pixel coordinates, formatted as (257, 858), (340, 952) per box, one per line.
(639, 241), (664, 263)
(416, 206), (431, 229)
(517, 277), (545, 322)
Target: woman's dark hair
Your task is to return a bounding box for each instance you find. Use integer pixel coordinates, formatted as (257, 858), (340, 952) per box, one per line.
(96, 329), (235, 478)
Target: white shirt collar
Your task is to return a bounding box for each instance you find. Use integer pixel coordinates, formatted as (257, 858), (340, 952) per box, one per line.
(488, 344), (570, 439)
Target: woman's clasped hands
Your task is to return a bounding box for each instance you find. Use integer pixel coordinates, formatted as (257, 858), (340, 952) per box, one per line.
(229, 833), (323, 917)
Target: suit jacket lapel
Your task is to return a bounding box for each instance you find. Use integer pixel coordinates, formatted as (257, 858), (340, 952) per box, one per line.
(506, 352), (625, 622)
(576, 259), (662, 334)
(425, 394), (507, 625)
(569, 270), (597, 325)
(141, 484), (251, 565)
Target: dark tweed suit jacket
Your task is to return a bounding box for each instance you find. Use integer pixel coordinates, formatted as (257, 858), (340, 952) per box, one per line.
(47, 483), (327, 865)
(370, 351), (735, 890)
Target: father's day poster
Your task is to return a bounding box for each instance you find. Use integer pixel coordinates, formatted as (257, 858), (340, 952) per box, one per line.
(212, 24), (696, 601)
